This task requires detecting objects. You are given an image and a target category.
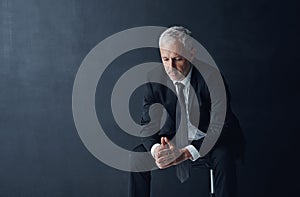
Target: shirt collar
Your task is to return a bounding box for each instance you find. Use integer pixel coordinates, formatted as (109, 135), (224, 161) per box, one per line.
(171, 66), (192, 87)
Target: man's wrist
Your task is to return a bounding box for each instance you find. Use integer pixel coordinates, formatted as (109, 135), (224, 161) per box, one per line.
(183, 148), (192, 160)
(185, 145), (201, 161)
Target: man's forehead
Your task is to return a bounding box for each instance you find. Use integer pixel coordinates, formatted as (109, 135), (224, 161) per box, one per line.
(160, 41), (185, 54)
(159, 42), (191, 59)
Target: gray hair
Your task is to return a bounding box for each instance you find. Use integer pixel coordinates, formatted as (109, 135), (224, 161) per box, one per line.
(159, 26), (193, 50)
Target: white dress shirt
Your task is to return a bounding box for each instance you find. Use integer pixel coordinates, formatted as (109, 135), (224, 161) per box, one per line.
(151, 67), (206, 161)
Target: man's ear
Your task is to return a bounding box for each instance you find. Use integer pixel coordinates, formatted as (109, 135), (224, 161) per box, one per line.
(190, 47), (196, 62)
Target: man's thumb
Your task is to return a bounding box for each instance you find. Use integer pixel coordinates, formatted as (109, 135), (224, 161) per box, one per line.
(164, 138), (175, 148)
(161, 137), (166, 145)
(164, 137), (171, 144)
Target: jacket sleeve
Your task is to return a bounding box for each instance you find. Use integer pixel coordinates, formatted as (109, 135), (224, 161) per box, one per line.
(192, 71), (245, 160)
(140, 82), (162, 151)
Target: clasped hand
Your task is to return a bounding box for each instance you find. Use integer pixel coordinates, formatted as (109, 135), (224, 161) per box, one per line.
(154, 137), (191, 169)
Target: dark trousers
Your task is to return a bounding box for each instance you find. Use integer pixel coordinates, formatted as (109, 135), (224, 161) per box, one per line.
(128, 144), (237, 197)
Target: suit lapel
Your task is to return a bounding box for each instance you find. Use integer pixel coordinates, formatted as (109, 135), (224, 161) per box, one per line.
(188, 66), (200, 111)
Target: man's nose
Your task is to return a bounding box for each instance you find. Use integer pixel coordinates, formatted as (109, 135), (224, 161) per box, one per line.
(169, 59), (176, 68)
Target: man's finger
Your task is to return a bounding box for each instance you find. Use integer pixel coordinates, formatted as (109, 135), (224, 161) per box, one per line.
(156, 144), (167, 151)
(156, 152), (180, 164)
(156, 159), (172, 169)
(157, 153), (185, 168)
(157, 155), (176, 166)
(155, 144), (170, 159)
(156, 148), (172, 159)
(164, 137), (176, 148)
(155, 143), (168, 154)
(157, 162), (174, 169)
(157, 146), (181, 159)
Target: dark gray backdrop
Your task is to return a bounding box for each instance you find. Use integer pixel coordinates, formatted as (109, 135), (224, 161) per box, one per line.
(1, 0), (299, 196)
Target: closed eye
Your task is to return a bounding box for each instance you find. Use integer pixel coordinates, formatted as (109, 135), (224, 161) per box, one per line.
(162, 57), (183, 62)
(174, 57), (182, 61)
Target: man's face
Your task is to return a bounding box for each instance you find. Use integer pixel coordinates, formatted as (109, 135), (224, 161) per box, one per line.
(159, 41), (193, 81)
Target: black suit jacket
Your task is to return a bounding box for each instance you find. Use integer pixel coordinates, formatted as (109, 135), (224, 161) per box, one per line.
(140, 59), (245, 160)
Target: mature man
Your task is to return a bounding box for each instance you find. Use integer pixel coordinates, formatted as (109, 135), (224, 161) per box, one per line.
(128, 26), (245, 197)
